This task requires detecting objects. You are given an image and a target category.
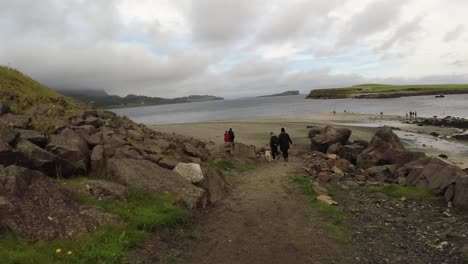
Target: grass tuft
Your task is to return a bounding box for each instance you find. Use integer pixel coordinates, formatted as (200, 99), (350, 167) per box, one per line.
(366, 184), (435, 200)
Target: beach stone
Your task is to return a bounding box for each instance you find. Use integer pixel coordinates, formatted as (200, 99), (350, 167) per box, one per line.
(318, 171), (331, 182)
(16, 129), (48, 147)
(310, 126), (351, 153)
(201, 167), (227, 203)
(173, 162), (204, 183)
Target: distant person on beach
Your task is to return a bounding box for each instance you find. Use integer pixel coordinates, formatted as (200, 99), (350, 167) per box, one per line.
(269, 132), (279, 160)
(415, 111), (417, 118)
(228, 128), (235, 143)
(278, 128), (293, 162)
(333, 110), (336, 115)
(380, 112), (383, 117)
(344, 110), (347, 114)
(224, 131), (230, 143)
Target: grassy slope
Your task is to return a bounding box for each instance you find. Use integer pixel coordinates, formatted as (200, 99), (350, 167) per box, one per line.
(307, 83), (468, 99)
(0, 66), (76, 113)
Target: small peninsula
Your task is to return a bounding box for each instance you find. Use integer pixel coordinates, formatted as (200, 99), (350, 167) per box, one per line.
(258, 90), (300, 98)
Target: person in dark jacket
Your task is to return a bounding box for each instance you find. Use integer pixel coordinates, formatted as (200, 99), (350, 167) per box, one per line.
(269, 132), (279, 160)
(228, 128), (235, 143)
(278, 128), (293, 161)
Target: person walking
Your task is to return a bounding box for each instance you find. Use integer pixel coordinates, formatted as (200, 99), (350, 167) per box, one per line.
(224, 131), (230, 144)
(278, 128), (293, 162)
(228, 128), (235, 143)
(269, 132), (279, 160)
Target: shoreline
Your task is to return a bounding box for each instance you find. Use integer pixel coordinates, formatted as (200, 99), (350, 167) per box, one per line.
(152, 113), (468, 168)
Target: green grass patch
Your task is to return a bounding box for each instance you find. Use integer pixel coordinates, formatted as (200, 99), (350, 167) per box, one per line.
(293, 176), (350, 243)
(0, 188), (188, 264)
(76, 188), (188, 231)
(366, 184), (435, 200)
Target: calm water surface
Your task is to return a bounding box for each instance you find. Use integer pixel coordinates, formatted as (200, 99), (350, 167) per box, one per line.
(111, 95), (468, 125)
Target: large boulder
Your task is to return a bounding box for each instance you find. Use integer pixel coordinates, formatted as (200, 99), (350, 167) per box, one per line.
(107, 158), (206, 209)
(15, 139), (57, 176)
(453, 176), (468, 208)
(0, 126), (19, 145)
(184, 143), (204, 159)
(232, 143), (257, 159)
(47, 128), (90, 177)
(357, 126), (423, 169)
(90, 145), (105, 172)
(0, 165), (98, 242)
(173, 163), (204, 183)
(0, 102), (10, 116)
(16, 129), (48, 147)
(401, 157), (464, 194)
(0, 113), (31, 129)
(310, 126), (351, 152)
(0, 140), (27, 167)
(201, 167), (227, 203)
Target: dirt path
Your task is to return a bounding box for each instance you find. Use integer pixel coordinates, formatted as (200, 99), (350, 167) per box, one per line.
(174, 158), (354, 264)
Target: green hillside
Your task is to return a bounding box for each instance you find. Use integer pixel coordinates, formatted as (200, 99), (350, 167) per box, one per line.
(307, 84), (468, 99)
(0, 66), (75, 114)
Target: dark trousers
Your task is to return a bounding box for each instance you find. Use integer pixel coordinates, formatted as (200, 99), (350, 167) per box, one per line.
(280, 147), (289, 160)
(271, 145), (279, 159)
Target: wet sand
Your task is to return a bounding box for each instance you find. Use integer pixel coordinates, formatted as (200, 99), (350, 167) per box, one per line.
(152, 113), (468, 168)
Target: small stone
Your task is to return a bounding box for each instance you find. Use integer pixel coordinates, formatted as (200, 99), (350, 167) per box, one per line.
(318, 171), (331, 182)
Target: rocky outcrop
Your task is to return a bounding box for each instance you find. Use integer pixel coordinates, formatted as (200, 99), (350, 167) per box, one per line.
(309, 126), (351, 152)
(232, 143), (257, 159)
(200, 167), (227, 203)
(0, 165), (98, 242)
(357, 126), (424, 169)
(15, 139), (57, 176)
(0, 113), (31, 129)
(107, 158), (206, 209)
(16, 129), (48, 147)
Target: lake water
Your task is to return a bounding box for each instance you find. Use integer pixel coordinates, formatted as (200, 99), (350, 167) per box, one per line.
(111, 94), (468, 125)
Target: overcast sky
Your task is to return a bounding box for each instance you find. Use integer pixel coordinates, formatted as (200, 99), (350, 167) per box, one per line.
(1, 0), (468, 98)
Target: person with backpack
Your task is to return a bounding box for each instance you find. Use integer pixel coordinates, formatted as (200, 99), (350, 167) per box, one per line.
(269, 132), (279, 160)
(278, 128), (293, 161)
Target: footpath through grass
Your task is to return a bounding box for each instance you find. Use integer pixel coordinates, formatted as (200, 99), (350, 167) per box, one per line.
(0, 188), (187, 264)
(293, 177), (350, 243)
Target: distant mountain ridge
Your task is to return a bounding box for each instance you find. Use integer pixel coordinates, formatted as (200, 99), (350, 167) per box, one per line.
(57, 89), (224, 109)
(258, 90), (300, 98)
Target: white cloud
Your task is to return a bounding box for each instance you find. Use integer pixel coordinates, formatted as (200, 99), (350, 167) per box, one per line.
(0, 0), (468, 98)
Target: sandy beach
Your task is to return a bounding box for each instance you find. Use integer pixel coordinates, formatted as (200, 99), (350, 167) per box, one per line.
(152, 113), (468, 168)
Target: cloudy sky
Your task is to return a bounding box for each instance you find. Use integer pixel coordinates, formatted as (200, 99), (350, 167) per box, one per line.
(1, 0), (467, 98)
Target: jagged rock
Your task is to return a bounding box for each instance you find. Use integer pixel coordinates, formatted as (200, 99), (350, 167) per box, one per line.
(0, 140), (27, 167)
(232, 143), (257, 159)
(47, 128), (90, 176)
(85, 131), (103, 147)
(83, 179), (128, 201)
(16, 129), (48, 147)
(90, 145), (105, 171)
(15, 139), (57, 176)
(107, 158), (206, 209)
(79, 206), (121, 226)
(318, 171), (331, 182)
(102, 130), (127, 158)
(173, 163), (204, 183)
(326, 143), (342, 154)
(71, 125), (97, 139)
(357, 126), (424, 169)
(340, 144), (365, 164)
(453, 176), (468, 208)
(310, 126), (351, 152)
(0, 165), (98, 242)
(401, 157), (464, 196)
(127, 129), (144, 141)
(0, 126), (19, 145)
(201, 167), (227, 203)
(430, 132), (440, 137)
(113, 145), (145, 160)
(184, 143), (204, 159)
(0, 113), (31, 128)
(307, 126), (322, 139)
(84, 116), (106, 128)
(353, 140), (369, 148)
(157, 157), (179, 170)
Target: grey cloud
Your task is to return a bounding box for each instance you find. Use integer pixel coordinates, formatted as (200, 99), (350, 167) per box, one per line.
(188, 0), (263, 45)
(379, 16), (422, 51)
(338, 0), (406, 46)
(444, 25), (465, 42)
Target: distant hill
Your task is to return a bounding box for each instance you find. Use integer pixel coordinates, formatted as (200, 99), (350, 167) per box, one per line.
(57, 89), (224, 109)
(258, 90), (300, 98)
(307, 84), (468, 99)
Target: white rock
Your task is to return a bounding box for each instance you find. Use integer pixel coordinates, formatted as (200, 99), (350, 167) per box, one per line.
(173, 163), (204, 183)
